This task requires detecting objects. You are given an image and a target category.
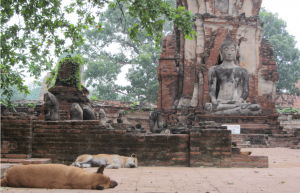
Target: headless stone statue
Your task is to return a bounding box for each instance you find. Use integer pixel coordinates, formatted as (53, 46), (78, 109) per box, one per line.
(149, 111), (163, 133)
(70, 103), (83, 120)
(99, 108), (114, 129)
(171, 115), (188, 134)
(205, 30), (260, 115)
(117, 110), (123, 123)
(44, 92), (60, 121)
(99, 109), (107, 126)
(82, 104), (96, 120)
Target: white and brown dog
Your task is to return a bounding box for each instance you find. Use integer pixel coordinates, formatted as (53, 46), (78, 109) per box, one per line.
(1, 164), (118, 190)
(72, 154), (138, 169)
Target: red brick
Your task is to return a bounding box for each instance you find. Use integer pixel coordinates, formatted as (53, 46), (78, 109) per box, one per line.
(175, 152), (187, 156)
(190, 147), (199, 151)
(3, 154), (28, 159)
(1, 158), (9, 163)
(115, 130), (126, 134)
(7, 159), (26, 163)
(222, 152), (231, 155)
(34, 129), (45, 133)
(172, 157), (187, 161)
(179, 144), (187, 148)
(157, 162), (173, 166)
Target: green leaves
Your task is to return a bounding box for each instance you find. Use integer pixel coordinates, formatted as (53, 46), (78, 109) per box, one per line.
(126, 1), (196, 49)
(1, 0), (196, 107)
(260, 8), (300, 95)
(80, 1), (173, 103)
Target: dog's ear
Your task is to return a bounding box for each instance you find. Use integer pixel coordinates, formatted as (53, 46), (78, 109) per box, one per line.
(97, 165), (105, 174)
(96, 185), (104, 190)
(131, 153), (136, 158)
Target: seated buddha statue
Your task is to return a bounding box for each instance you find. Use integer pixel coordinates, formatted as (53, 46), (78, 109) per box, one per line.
(204, 30), (260, 115)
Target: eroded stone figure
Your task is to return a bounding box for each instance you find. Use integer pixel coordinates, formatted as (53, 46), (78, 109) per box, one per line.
(149, 111), (163, 133)
(99, 108), (114, 129)
(70, 103), (83, 120)
(205, 30), (260, 115)
(82, 104), (96, 120)
(99, 109), (107, 126)
(44, 92), (60, 121)
(171, 115), (188, 134)
(117, 110), (123, 123)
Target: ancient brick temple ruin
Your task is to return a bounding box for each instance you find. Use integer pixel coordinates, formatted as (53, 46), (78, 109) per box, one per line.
(3, 0), (300, 169)
(38, 59), (90, 120)
(157, 0), (281, 134)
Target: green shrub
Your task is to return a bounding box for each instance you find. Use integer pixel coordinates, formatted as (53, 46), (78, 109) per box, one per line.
(90, 95), (99, 101)
(277, 107), (300, 114)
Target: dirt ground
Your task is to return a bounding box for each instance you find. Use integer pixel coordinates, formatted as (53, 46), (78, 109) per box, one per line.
(1, 148), (300, 193)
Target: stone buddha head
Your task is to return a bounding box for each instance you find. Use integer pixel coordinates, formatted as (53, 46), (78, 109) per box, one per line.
(219, 30), (237, 62)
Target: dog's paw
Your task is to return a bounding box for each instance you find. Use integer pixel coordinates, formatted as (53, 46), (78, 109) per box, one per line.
(106, 165), (119, 169)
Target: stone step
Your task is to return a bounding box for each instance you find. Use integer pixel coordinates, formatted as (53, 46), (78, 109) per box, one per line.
(237, 144), (252, 148)
(240, 151), (252, 155)
(1, 154), (31, 159)
(3, 158), (52, 165)
(21, 158), (52, 165)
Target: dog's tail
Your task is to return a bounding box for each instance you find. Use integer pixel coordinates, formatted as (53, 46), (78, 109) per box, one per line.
(1, 177), (8, 186)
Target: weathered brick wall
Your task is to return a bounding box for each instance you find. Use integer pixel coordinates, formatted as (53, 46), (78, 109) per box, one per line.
(1, 114), (35, 158)
(32, 120), (189, 166)
(190, 129), (232, 168)
(232, 132), (300, 149)
(276, 91), (300, 109)
(1, 100), (44, 117)
(38, 86), (90, 120)
(1, 116), (277, 167)
(157, 35), (178, 113)
(231, 155), (268, 168)
(257, 39), (279, 114)
(196, 115), (282, 134)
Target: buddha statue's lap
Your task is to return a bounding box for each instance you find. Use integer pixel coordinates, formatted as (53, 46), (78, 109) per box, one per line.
(205, 30), (261, 115)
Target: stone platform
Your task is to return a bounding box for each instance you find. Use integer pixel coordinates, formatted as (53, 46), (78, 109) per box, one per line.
(1, 158), (52, 179)
(1, 158), (51, 165)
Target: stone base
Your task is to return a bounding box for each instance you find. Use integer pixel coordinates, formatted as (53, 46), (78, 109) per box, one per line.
(196, 114), (283, 134)
(1, 159), (52, 179)
(38, 86), (90, 120)
(1, 158), (51, 164)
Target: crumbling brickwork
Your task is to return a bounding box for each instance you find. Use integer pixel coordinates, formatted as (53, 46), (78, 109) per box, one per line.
(157, 35), (178, 112)
(1, 115), (283, 168)
(157, 0), (280, 134)
(190, 129), (232, 167)
(32, 120), (189, 166)
(38, 86), (90, 120)
(1, 113), (35, 158)
(232, 130), (300, 149)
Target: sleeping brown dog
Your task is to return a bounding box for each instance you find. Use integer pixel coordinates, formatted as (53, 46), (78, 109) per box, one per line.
(1, 164), (117, 190)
